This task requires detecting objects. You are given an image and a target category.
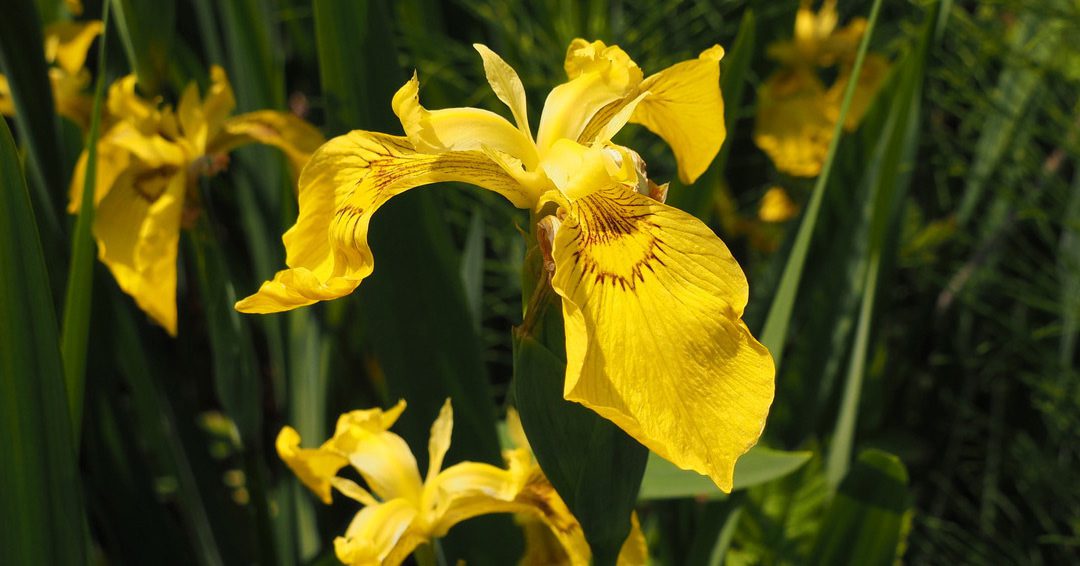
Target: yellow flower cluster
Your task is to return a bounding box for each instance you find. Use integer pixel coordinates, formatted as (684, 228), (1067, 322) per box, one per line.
(278, 401), (646, 565)
(753, 0), (890, 177)
(238, 39), (774, 494)
(69, 67), (324, 334)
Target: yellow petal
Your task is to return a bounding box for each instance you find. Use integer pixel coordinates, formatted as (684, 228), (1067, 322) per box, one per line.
(334, 499), (424, 566)
(515, 478), (591, 566)
(212, 110), (325, 173)
(473, 44), (533, 141)
(235, 131), (529, 313)
(630, 45), (726, 184)
(426, 399), (453, 484)
(825, 53), (890, 131)
(51, 68), (93, 129)
(427, 459), (544, 539)
(93, 165), (187, 335)
(106, 75), (168, 134)
(549, 186), (775, 492)
(537, 40), (642, 153)
(202, 66), (237, 139)
(392, 73), (537, 167)
(328, 401), (424, 503)
(276, 426), (350, 504)
(539, 139), (633, 201)
(44, 20), (103, 75)
(177, 81), (208, 153)
(0, 75), (13, 116)
(68, 131), (132, 213)
(617, 513), (649, 566)
(758, 186), (799, 223)
(753, 69), (832, 177)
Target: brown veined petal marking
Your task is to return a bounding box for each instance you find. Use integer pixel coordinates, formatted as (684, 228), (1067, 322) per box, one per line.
(236, 131), (529, 313)
(549, 186), (775, 492)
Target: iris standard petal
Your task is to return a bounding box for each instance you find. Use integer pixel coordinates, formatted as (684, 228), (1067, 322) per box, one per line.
(630, 45), (726, 184)
(392, 73), (537, 167)
(536, 40), (642, 153)
(425, 399), (453, 484)
(93, 167), (187, 335)
(549, 187), (774, 492)
(473, 44), (533, 141)
(235, 131), (529, 313)
(753, 68), (832, 177)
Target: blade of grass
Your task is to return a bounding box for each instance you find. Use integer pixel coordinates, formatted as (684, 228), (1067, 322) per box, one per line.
(110, 295), (226, 566)
(0, 0), (64, 246)
(826, 5), (934, 488)
(61, 0), (110, 439)
(758, 0), (885, 365)
(0, 117), (87, 566)
(111, 0), (175, 94)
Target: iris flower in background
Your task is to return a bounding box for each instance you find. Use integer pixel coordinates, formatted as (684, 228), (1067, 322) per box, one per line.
(70, 66), (324, 335)
(753, 0), (890, 177)
(239, 40), (774, 493)
(278, 400), (646, 566)
(0, 19), (103, 130)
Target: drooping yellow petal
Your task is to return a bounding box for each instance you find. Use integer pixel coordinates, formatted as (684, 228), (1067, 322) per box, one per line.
(333, 499), (424, 566)
(426, 460), (532, 536)
(276, 426), (350, 504)
(93, 165), (187, 335)
(549, 186), (774, 492)
(44, 20), (103, 75)
(235, 131), (529, 313)
(211, 110), (325, 173)
(536, 40), (642, 153)
(392, 73), (537, 167)
(473, 44), (533, 142)
(629, 45), (725, 184)
(753, 68), (832, 177)
(825, 53), (890, 131)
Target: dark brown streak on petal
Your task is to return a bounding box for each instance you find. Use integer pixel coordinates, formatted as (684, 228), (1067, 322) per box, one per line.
(570, 189), (667, 291)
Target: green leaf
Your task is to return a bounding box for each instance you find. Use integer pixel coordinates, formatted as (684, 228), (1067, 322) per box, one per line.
(758, 0), (885, 365)
(460, 208), (485, 329)
(0, 0), (64, 242)
(0, 116), (87, 566)
(513, 310), (648, 566)
(826, 6), (933, 488)
(638, 447), (812, 501)
(61, 0), (111, 440)
(809, 450), (911, 566)
(112, 0), (176, 94)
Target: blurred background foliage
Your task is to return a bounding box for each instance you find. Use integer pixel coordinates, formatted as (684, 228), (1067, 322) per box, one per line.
(1, 0), (1078, 564)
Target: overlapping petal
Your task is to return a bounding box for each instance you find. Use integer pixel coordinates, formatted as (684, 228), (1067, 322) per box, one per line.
(235, 131), (529, 313)
(550, 186), (774, 492)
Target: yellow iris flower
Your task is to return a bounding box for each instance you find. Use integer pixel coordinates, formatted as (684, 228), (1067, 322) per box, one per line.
(70, 66), (324, 335)
(278, 400), (646, 566)
(0, 20), (103, 130)
(240, 40), (774, 492)
(754, 0), (890, 177)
